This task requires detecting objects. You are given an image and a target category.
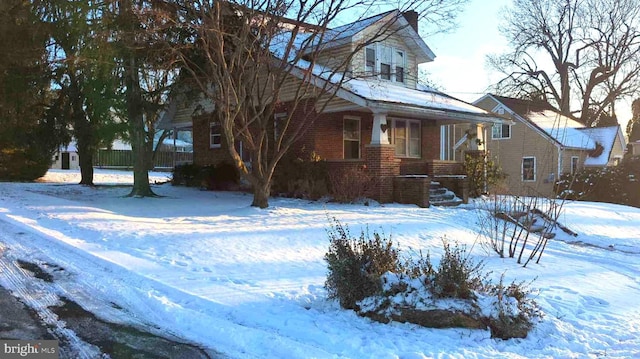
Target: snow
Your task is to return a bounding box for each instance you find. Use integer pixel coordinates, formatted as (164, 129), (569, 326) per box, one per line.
(579, 126), (621, 166)
(1, 168), (640, 358)
(527, 110), (596, 150)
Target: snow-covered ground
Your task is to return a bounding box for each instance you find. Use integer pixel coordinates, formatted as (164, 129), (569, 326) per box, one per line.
(1, 168), (639, 358)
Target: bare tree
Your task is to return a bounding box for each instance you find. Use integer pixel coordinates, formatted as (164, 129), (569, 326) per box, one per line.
(174, 0), (468, 208)
(489, 0), (640, 125)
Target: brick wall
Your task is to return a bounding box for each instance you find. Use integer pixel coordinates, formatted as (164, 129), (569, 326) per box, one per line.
(393, 176), (431, 207)
(365, 144), (400, 203)
(192, 114), (232, 166)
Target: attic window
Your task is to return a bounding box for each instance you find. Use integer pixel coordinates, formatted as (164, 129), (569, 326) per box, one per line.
(364, 44), (405, 83)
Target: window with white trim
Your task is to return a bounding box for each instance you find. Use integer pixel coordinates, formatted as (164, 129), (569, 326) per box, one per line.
(364, 44), (406, 83)
(522, 157), (536, 181)
(210, 121), (221, 148)
(235, 140), (251, 163)
(389, 119), (421, 158)
(492, 123), (511, 139)
(343, 117), (360, 159)
(570, 156), (579, 175)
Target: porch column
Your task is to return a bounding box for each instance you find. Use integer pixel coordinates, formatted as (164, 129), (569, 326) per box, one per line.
(371, 112), (390, 145)
(366, 112), (398, 203)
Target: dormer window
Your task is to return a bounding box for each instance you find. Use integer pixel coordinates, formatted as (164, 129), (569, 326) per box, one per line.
(365, 44), (405, 83)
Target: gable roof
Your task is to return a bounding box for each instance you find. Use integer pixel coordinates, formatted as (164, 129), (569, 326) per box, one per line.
(478, 94), (631, 166)
(303, 10), (435, 64)
(526, 110), (596, 150)
(489, 94), (555, 114)
(579, 126), (625, 166)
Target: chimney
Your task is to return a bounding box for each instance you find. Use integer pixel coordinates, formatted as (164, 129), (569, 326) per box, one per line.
(403, 10), (418, 33)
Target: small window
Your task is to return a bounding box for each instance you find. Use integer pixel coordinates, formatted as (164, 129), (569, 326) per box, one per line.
(71, 156), (76, 161)
(210, 121), (222, 148)
(522, 157), (536, 181)
(395, 50), (405, 83)
(365, 46), (376, 74)
(492, 123), (511, 139)
(570, 156), (579, 175)
(343, 117), (361, 159)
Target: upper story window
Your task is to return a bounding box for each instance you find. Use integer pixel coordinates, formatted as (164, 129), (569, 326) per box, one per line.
(492, 123), (511, 139)
(365, 44), (405, 83)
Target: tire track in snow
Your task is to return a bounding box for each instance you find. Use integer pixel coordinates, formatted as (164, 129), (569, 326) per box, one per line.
(0, 228), (102, 358)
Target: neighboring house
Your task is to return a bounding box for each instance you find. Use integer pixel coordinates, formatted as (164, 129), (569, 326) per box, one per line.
(160, 10), (506, 206)
(473, 94), (626, 197)
(51, 142), (80, 170)
(630, 141), (640, 156)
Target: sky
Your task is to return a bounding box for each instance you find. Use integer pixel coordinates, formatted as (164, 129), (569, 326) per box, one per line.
(423, 0), (633, 131)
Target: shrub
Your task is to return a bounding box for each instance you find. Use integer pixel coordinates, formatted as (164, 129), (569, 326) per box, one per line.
(324, 219), (541, 339)
(555, 156), (640, 207)
(464, 152), (506, 197)
(324, 217), (400, 310)
(172, 162), (240, 190)
(328, 165), (377, 203)
(486, 275), (541, 339)
(272, 149), (329, 199)
(432, 240), (486, 299)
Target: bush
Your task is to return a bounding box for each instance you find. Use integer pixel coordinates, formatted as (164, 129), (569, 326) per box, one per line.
(432, 240), (485, 300)
(464, 152), (506, 197)
(555, 157), (640, 207)
(272, 149), (329, 199)
(172, 162), (240, 190)
(324, 219), (541, 339)
(324, 217), (400, 310)
(328, 165), (377, 203)
(486, 275), (541, 339)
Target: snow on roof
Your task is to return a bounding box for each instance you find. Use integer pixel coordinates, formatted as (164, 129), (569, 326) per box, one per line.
(344, 79), (494, 115)
(579, 126), (620, 166)
(325, 10), (395, 43)
(526, 110), (596, 150)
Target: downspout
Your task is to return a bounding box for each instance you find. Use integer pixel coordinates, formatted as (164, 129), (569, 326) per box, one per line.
(557, 144), (563, 183)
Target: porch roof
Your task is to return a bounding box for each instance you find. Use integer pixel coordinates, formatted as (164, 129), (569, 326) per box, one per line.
(334, 79), (507, 124)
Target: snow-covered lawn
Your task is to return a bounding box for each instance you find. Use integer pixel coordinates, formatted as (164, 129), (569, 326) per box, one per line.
(1, 168), (639, 358)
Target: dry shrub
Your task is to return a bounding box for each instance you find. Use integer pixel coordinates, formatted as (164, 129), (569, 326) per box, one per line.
(328, 165), (377, 203)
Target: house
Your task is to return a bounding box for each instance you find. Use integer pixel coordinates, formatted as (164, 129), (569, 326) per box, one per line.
(51, 142), (80, 170)
(160, 10), (506, 206)
(473, 94), (626, 196)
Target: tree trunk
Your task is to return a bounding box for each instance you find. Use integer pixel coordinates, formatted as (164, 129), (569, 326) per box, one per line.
(123, 50), (155, 197)
(77, 146), (94, 186)
(251, 179), (270, 208)
(69, 76), (95, 186)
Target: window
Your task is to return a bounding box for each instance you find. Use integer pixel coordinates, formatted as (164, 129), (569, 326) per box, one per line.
(274, 112), (287, 141)
(395, 50), (405, 83)
(492, 123), (511, 139)
(389, 119), (420, 157)
(235, 141), (251, 163)
(343, 117), (360, 159)
(570, 156), (579, 175)
(365, 46), (376, 74)
(522, 157), (536, 181)
(210, 121), (222, 148)
(364, 44), (406, 83)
